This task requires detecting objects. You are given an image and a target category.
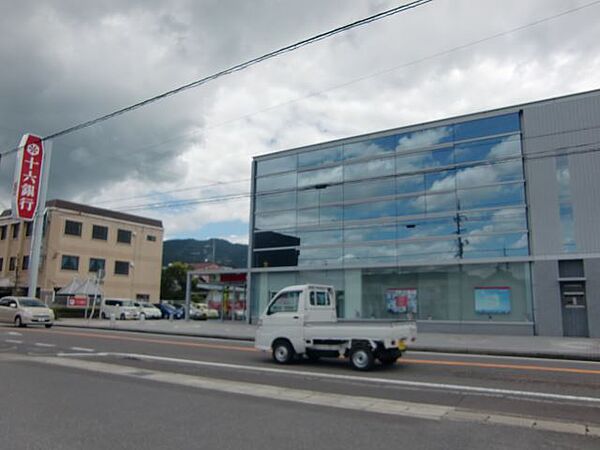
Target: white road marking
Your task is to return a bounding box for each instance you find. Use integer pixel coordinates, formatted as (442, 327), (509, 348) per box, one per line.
(7, 331), (22, 336)
(59, 351), (600, 405)
(69, 347), (95, 352)
(34, 342), (56, 348)
(16, 354), (600, 438)
(5, 339), (23, 344)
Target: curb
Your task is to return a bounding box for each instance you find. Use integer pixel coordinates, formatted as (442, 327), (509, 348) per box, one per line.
(53, 323), (600, 362)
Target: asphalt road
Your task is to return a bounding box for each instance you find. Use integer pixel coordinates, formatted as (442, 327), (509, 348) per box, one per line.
(1, 324), (599, 450)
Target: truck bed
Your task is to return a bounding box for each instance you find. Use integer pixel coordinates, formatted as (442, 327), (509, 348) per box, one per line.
(303, 320), (416, 342)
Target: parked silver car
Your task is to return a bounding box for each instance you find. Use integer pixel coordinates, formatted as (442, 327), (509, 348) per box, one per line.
(0, 296), (54, 328)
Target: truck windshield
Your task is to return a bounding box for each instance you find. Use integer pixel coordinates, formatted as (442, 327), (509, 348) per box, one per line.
(268, 291), (300, 314)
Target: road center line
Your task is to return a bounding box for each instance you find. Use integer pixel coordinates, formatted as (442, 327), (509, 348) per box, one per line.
(59, 351), (600, 404)
(34, 343), (56, 348)
(5, 339), (23, 344)
(70, 347), (95, 352)
(26, 327), (600, 375)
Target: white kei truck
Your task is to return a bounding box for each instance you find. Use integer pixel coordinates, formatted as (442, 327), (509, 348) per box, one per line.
(255, 284), (417, 371)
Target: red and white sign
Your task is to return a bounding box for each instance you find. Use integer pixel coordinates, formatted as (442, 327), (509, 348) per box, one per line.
(67, 295), (88, 308)
(12, 134), (44, 221)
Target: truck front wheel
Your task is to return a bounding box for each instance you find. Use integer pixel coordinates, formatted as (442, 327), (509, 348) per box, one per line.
(272, 340), (295, 364)
(349, 345), (374, 371)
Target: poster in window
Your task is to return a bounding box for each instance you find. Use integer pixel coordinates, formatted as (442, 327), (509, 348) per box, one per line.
(386, 288), (417, 314)
(475, 287), (511, 314)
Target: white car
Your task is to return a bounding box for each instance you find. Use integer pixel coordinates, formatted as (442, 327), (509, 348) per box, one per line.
(0, 296), (54, 328)
(100, 298), (139, 320)
(133, 302), (162, 320)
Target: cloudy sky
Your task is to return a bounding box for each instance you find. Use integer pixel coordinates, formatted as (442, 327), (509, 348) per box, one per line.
(1, 0), (599, 243)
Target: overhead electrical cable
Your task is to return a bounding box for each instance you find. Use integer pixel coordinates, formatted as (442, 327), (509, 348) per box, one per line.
(0, 0), (433, 158)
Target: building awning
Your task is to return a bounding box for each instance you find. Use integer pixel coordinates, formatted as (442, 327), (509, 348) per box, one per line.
(57, 278), (103, 296)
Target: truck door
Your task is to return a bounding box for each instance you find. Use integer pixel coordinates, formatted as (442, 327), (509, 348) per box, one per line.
(264, 290), (304, 351)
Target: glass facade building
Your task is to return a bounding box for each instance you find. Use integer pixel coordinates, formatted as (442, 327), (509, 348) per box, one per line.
(248, 90), (600, 337)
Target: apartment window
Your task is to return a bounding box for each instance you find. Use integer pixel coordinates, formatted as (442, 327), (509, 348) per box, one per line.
(89, 258), (106, 273)
(146, 234), (157, 242)
(11, 223), (19, 239)
(25, 222), (33, 237)
(92, 225), (108, 241)
(136, 294), (150, 301)
(0, 257), (3, 271)
(61, 255), (79, 271)
(117, 229), (132, 244)
(64, 220), (82, 237)
(9, 257), (16, 271)
(114, 260), (130, 275)
(0, 225), (6, 240)
(22, 255), (29, 270)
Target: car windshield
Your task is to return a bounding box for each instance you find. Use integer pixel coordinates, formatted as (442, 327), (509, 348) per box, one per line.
(122, 300), (134, 307)
(19, 299), (45, 307)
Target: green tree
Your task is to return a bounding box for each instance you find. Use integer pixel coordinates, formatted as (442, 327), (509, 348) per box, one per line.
(160, 262), (195, 300)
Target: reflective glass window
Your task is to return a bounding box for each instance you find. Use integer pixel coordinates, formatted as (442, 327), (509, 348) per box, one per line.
(454, 113), (520, 141)
(297, 206), (342, 226)
(344, 157), (394, 181)
(395, 126), (453, 153)
(298, 166), (343, 188)
(455, 134), (521, 163)
(396, 174), (425, 195)
(343, 135), (397, 161)
(256, 154), (297, 176)
(343, 245), (397, 265)
(297, 229), (343, 246)
(344, 199), (396, 221)
(297, 184), (342, 208)
(456, 160), (523, 188)
(256, 172), (296, 193)
(253, 249), (299, 267)
(298, 146), (342, 169)
(425, 169), (456, 192)
(255, 191), (297, 212)
(458, 184), (525, 210)
(426, 192), (456, 213)
(397, 217), (456, 240)
(254, 210), (296, 230)
(298, 247), (343, 266)
(343, 225), (397, 242)
(396, 147), (453, 174)
(462, 232), (528, 258)
(254, 230), (300, 249)
(397, 239), (457, 261)
(397, 195), (425, 216)
(461, 208), (527, 235)
(344, 178), (395, 201)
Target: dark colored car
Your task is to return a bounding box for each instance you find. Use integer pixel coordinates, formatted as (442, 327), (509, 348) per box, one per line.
(173, 303), (207, 320)
(153, 302), (184, 320)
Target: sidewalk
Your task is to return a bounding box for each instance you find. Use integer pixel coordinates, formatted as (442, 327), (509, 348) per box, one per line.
(54, 318), (600, 361)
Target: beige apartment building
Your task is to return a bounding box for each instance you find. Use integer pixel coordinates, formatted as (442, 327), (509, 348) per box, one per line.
(0, 199), (163, 301)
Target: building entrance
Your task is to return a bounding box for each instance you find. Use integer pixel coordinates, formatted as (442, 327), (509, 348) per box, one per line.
(560, 282), (589, 337)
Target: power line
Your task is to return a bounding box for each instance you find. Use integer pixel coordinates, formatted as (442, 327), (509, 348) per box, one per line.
(22, 0), (599, 167)
(0, 0), (434, 158)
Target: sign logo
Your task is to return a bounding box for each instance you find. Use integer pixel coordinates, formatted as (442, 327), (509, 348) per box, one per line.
(12, 134), (44, 221)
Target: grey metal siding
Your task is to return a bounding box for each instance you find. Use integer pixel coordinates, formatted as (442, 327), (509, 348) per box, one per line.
(531, 260), (562, 336)
(584, 258), (600, 338)
(522, 92), (600, 256)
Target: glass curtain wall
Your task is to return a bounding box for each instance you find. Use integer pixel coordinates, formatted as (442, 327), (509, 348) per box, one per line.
(253, 112), (528, 268)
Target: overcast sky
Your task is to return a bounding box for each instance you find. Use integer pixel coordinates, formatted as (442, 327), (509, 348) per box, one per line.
(1, 0), (599, 243)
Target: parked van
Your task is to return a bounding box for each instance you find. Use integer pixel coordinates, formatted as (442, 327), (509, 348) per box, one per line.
(100, 298), (139, 320)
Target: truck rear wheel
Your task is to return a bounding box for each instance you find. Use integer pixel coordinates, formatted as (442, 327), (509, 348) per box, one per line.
(349, 345), (374, 371)
(272, 340), (295, 364)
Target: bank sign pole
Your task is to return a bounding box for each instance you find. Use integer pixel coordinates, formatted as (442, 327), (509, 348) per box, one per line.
(12, 134), (52, 297)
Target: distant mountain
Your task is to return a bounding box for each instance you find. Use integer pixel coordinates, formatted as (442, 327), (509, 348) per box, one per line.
(162, 238), (248, 268)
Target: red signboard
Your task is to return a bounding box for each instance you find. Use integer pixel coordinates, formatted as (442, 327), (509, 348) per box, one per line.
(67, 295), (88, 308)
(12, 134), (44, 221)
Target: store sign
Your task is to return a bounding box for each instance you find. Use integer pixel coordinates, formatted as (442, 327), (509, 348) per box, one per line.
(475, 287), (511, 314)
(67, 295), (88, 308)
(385, 288), (418, 314)
(12, 134), (44, 221)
